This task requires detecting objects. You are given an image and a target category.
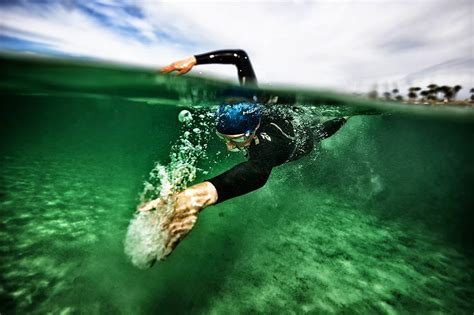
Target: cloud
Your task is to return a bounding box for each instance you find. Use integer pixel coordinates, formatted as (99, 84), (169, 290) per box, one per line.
(0, 0), (472, 97)
(0, 2), (188, 66)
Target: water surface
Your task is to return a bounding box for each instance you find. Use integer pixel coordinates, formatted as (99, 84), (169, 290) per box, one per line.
(1, 55), (473, 314)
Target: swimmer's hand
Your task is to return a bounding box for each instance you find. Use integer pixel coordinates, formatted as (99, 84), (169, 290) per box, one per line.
(160, 56), (197, 75)
(137, 181), (218, 257)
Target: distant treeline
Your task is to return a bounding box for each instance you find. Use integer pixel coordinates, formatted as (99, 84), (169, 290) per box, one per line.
(365, 85), (474, 104)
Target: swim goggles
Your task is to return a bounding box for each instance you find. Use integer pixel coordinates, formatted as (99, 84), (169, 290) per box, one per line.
(215, 131), (253, 144)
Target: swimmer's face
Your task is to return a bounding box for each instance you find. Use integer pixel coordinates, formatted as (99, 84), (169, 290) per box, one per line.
(225, 136), (254, 152)
(216, 126), (259, 152)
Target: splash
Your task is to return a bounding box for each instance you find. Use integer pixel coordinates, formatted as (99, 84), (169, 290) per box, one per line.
(262, 105), (337, 160)
(124, 108), (215, 269)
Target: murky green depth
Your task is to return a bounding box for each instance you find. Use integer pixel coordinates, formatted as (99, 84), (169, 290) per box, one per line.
(1, 55), (473, 314)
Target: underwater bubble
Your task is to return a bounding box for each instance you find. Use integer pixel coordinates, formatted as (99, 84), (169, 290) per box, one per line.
(178, 110), (193, 124)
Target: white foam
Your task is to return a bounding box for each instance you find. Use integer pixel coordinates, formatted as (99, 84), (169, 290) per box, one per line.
(124, 203), (173, 269)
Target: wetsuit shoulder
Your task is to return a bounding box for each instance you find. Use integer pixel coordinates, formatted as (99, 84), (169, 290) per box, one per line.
(194, 49), (257, 87)
(249, 115), (295, 166)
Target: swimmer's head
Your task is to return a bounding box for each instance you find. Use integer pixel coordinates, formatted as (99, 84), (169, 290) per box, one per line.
(216, 101), (262, 135)
(215, 101), (262, 152)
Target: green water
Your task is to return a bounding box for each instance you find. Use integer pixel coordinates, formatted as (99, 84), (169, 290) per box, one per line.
(1, 55), (473, 314)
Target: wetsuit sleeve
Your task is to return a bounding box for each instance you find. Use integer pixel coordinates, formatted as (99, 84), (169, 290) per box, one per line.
(207, 160), (272, 204)
(194, 49), (258, 87)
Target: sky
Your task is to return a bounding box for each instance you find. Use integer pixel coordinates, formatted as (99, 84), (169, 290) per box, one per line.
(1, 0), (473, 98)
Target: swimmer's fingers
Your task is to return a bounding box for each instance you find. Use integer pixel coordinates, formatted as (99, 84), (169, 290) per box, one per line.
(160, 63), (177, 74)
(163, 235), (182, 258)
(164, 228), (192, 257)
(162, 215), (198, 257)
(160, 57), (196, 75)
(172, 208), (199, 220)
(137, 198), (164, 212)
(177, 66), (192, 75)
(168, 216), (197, 234)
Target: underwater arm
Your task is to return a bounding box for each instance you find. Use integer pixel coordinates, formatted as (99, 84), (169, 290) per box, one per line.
(135, 161), (271, 258)
(207, 160), (272, 204)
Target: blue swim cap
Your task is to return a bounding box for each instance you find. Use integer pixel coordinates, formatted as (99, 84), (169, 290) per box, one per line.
(216, 102), (262, 135)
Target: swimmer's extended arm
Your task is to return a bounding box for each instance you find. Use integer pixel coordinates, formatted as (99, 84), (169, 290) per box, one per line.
(161, 49), (257, 87)
(194, 50), (257, 87)
(207, 160), (272, 204)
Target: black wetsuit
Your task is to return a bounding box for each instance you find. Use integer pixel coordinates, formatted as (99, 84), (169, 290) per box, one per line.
(195, 50), (346, 203)
(195, 49), (257, 87)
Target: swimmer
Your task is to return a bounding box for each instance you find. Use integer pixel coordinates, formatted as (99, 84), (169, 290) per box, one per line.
(139, 50), (348, 257)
